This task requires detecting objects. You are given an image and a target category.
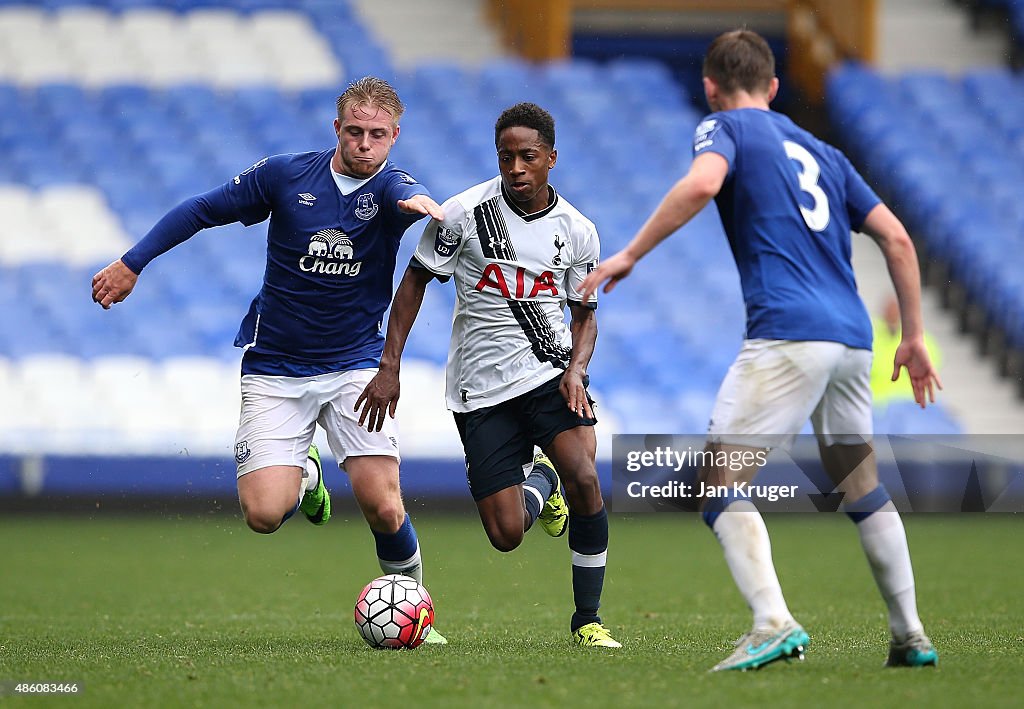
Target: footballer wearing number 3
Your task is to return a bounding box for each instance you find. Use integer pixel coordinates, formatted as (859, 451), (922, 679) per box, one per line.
(583, 30), (942, 671)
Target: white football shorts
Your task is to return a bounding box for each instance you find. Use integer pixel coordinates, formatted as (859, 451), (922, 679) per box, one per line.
(234, 368), (400, 477)
(707, 339), (873, 449)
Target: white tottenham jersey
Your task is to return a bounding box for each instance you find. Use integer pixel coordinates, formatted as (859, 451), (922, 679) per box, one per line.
(412, 176), (600, 413)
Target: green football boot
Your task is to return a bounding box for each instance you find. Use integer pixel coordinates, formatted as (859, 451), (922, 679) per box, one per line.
(422, 626), (449, 645)
(299, 443), (330, 525)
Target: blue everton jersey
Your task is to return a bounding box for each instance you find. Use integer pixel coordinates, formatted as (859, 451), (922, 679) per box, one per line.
(222, 149), (429, 375)
(693, 109), (880, 350)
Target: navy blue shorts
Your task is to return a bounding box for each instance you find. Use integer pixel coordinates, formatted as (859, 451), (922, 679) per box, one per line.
(453, 375), (597, 501)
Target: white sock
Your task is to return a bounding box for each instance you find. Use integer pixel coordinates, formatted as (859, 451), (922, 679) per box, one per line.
(379, 544), (423, 585)
(294, 456), (318, 508)
(305, 453), (321, 491)
(712, 500), (794, 630)
(855, 501), (923, 640)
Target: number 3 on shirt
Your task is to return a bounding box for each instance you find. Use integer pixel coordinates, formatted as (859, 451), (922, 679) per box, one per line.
(783, 140), (830, 232)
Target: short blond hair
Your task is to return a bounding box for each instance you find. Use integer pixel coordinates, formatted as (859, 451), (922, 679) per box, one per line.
(336, 76), (405, 124)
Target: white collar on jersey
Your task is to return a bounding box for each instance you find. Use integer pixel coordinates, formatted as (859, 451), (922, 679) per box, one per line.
(331, 160), (387, 196)
(500, 182), (559, 222)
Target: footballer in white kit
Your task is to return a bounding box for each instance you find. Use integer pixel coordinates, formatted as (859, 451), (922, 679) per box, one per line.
(414, 174), (598, 413)
(357, 103), (620, 648)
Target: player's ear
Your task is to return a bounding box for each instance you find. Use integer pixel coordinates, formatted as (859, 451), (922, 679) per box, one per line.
(702, 76), (717, 104)
(548, 148), (557, 168)
(333, 118), (342, 137)
(391, 123), (401, 144)
(767, 77), (779, 103)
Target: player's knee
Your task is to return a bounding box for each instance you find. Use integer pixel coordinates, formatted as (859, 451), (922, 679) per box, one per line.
(487, 531), (523, 553)
(364, 500), (406, 534)
(244, 508), (284, 534)
(484, 521), (524, 552)
(562, 467), (602, 510)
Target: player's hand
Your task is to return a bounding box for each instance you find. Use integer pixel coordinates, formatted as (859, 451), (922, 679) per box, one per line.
(580, 251), (636, 305)
(397, 194), (445, 221)
(560, 367), (594, 420)
(91, 259), (138, 310)
(892, 337), (943, 408)
(355, 367), (401, 432)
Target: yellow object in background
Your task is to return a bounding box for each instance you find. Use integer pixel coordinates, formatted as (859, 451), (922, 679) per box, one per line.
(871, 297), (942, 408)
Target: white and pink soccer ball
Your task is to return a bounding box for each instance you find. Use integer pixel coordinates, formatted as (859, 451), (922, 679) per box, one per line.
(354, 574), (435, 649)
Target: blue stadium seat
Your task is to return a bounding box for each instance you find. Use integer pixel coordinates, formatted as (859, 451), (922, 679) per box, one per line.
(603, 387), (671, 433)
(232, 0), (295, 11)
(963, 68), (1023, 116)
(877, 401), (964, 435)
(172, 0), (237, 9)
(41, 0), (104, 8)
(297, 85), (339, 113)
(541, 58), (602, 91)
(477, 58), (543, 111)
(606, 56), (677, 90)
(827, 63), (1021, 379)
(899, 71), (967, 117)
(297, 0), (356, 22)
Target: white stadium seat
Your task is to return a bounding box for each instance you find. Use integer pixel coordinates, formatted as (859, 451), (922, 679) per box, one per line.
(0, 7), (343, 88)
(0, 187), (131, 267)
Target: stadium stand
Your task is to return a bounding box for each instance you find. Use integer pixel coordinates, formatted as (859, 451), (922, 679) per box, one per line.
(827, 63), (1024, 396)
(965, 0), (1024, 65)
(0, 0), (967, 468)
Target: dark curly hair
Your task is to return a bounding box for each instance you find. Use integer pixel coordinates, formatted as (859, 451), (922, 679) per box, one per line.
(494, 102), (555, 149)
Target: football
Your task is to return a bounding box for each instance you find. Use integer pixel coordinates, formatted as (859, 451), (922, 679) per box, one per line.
(354, 574), (435, 649)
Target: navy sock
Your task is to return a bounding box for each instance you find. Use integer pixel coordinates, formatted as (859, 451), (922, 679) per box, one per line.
(523, 461), (556, 529)
(845, 484), (891, 523)
(280, 497), (301, 526)
(372, 513), (419, 567)
(568, 505), (608, 631)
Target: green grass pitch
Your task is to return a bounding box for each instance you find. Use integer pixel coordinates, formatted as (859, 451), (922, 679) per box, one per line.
(1, 512), (1022, 707)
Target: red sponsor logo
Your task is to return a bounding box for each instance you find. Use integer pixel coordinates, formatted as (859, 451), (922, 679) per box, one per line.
(474, 263), (558, 299)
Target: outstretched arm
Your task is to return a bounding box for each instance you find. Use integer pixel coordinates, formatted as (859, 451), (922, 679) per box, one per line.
(860, 203), (942, 407)
(397, 194), (445, 221)
(580, 152), (728, 303)
(91, 186), (250, 309)
(561, 303), (598, 419)
(355, 265), (434, 431)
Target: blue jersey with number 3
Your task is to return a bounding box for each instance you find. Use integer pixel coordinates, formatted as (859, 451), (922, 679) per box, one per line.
(693, 108), (880, 350)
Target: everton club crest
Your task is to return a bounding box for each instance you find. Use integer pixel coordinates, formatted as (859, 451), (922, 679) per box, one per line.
(355, 192), (378, 220)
